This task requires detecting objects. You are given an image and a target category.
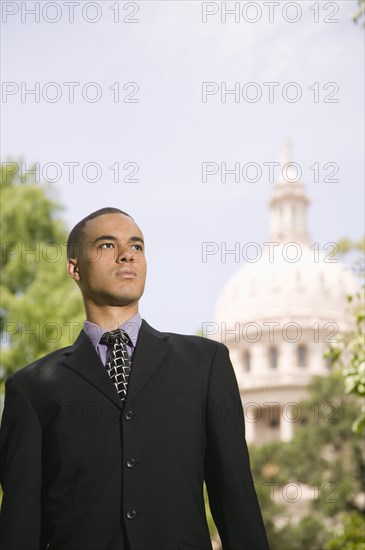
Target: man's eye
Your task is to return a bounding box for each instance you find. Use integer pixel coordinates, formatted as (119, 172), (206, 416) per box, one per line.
(100, 243), (115, 249)
(131, 244), (143, 252)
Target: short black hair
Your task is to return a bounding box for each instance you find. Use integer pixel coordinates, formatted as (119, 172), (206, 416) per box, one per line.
(67, 207), (132, 258)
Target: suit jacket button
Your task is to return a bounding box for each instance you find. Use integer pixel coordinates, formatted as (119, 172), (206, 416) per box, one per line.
(126, 509), (137, 520)
(124, 410), (134, 421)
(126, 458), (136, 468)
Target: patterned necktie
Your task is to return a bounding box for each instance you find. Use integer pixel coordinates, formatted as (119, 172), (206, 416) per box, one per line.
(100, 329), (133, 404)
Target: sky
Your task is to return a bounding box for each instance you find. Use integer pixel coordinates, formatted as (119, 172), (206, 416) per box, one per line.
(1, 0), (364, 334)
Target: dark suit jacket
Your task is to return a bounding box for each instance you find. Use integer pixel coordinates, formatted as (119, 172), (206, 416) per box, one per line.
(0, 320), (269, 550)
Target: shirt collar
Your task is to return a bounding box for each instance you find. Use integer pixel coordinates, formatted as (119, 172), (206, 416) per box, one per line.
(83, 312), (142, 349)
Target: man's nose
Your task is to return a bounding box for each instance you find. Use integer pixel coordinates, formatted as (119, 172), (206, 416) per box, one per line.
(116, 246), (135, 262)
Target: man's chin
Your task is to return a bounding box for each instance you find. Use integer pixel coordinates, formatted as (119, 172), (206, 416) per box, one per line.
(109, 298), (138, 307)
(108, 292), (143, 307)
(87, 288), (144, 307)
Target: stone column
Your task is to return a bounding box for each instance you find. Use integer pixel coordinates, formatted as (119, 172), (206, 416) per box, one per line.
(280, 404), (294, 442)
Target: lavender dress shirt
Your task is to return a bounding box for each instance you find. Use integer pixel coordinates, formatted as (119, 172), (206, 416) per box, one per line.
(83, 312), (142, 365)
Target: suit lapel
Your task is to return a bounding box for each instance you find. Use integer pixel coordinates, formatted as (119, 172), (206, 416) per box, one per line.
(60, 330), (126, 412)
(59, 320), (171, 409)
(126, 320), (171, 403)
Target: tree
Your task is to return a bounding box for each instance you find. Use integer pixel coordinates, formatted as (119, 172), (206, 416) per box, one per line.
(353, 0), (365, 25)
(0, 161), (85, 380)
(249, 371), (364, 550)
(326, 511), (365, 550)
(327, 238), (365, 433)
(326, 294), (364, 433)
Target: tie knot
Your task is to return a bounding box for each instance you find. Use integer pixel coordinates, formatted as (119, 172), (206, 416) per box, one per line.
(100, 329), (131, 347)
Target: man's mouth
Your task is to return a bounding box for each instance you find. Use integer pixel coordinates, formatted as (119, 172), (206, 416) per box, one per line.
(116, 269), (137, 278)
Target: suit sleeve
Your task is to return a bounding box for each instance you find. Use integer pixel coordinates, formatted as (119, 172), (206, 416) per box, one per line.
(204, 343), (270, 550)
(0, 375), (46, 550)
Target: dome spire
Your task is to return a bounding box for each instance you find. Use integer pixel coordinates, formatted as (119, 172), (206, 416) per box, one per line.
(280, 138), (292, 167)
(269, 141), (310, 244)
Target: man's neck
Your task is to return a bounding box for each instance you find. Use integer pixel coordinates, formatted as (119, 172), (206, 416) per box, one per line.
(84, 302), (139, 330)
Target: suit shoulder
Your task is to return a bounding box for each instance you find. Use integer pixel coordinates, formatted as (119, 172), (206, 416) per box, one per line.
(162, 330), (227, 353)
(142, 320), (226, 351)
(11, 345), (71, 384)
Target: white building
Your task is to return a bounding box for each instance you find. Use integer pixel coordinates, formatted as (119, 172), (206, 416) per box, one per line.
(213, 145), (358, 446)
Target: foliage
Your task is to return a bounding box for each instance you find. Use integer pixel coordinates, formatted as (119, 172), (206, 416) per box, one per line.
(326, 291), (365, 434)
(337, 237), (365, 254)
(269, 514), (328, 550)
(327, 237), (365, 433)
(0, 161), (85, 380)
(204, 372), (364, 548)
(204, 483), (217, 537)
(249, 372), (364, 550)
(353, 0), (365, 25)
(325, 512), (365, 550)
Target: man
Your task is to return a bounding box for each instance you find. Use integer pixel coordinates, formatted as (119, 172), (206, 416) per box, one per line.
(0, 207), (269, 550)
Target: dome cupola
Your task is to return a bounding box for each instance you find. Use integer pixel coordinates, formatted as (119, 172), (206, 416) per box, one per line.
(269, 140), (310, 244)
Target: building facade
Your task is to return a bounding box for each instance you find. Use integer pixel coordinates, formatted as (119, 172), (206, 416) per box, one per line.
(213, 145), (358, 445)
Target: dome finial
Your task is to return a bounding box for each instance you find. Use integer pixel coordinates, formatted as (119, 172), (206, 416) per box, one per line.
(280, 138), (292, 168)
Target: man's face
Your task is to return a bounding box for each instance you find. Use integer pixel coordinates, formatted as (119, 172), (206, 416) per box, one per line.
(68, 213), (147, 308)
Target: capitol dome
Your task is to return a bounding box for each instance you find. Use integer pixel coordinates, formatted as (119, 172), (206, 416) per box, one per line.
(212, 144), (359, 445)
(215, 243), (358, 329)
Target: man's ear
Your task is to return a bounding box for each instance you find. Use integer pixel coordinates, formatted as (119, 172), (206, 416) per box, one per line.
(67, 258), (80, 281)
